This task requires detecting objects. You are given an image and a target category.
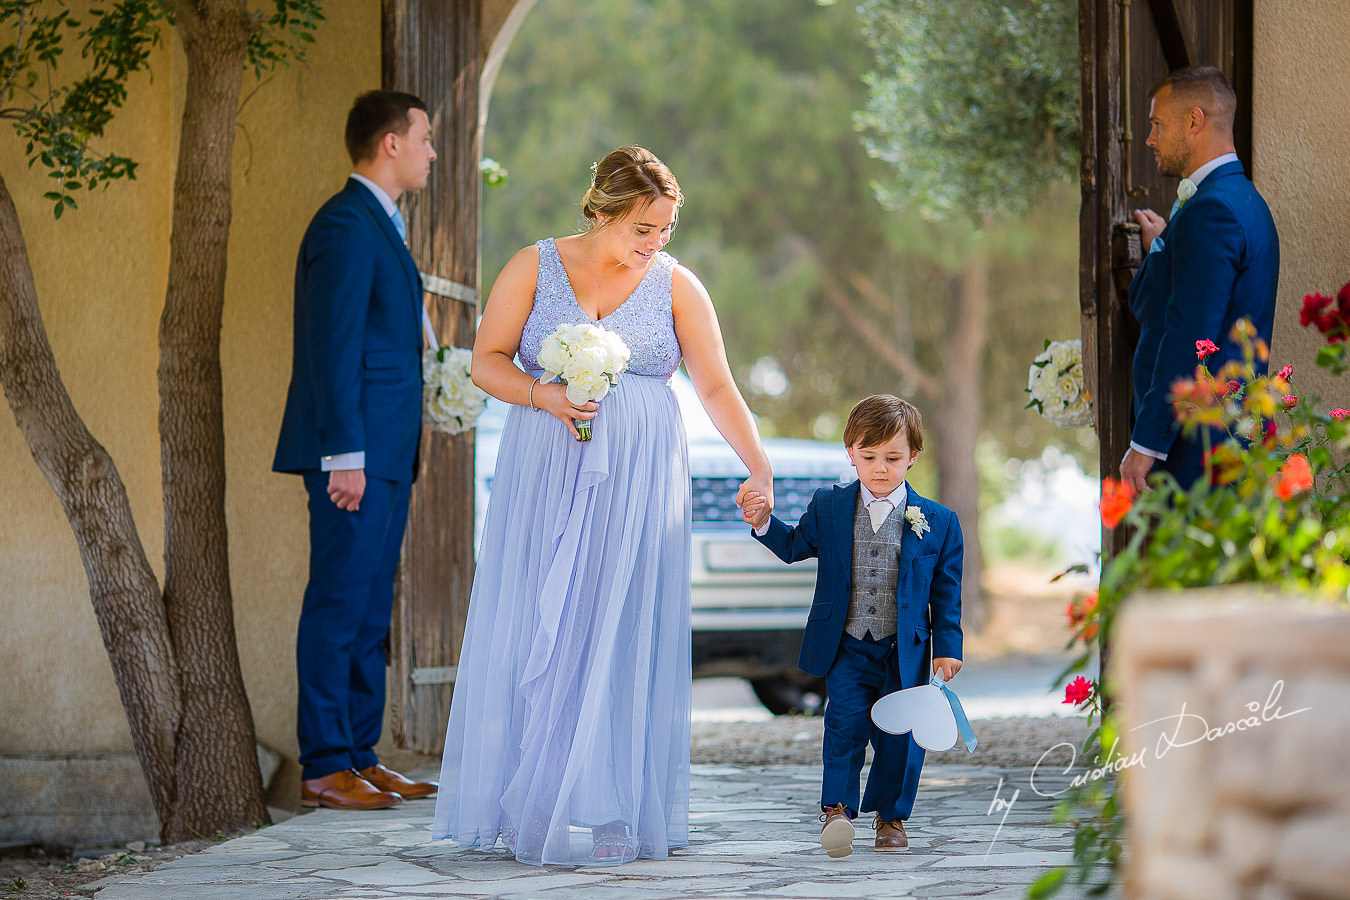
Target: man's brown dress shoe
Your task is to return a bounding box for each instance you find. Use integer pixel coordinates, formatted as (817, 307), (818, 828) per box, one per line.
(358, 764), (438, 800)
(874, 816), (908, 850)
(301, 770), (402, 810)
(819, 803), (855, 858)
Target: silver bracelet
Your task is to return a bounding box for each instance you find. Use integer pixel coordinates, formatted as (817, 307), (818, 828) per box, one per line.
(528, 377), (540, 411)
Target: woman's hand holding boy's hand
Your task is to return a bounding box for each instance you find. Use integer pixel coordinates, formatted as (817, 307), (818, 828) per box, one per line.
(740, 490), (771, 530)
(932, 658), (962, 682)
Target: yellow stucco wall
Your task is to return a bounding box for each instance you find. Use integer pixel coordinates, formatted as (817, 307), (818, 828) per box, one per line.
(0, 1), (380, 776)
(1254, 0), (1350, 408)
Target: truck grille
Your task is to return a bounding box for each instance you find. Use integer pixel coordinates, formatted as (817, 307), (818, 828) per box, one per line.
(691, 476), (840, 528)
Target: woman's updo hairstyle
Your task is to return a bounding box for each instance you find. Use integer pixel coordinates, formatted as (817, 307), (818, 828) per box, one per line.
(581, 146), (683, 231)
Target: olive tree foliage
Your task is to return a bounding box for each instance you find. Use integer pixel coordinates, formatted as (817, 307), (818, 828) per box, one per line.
(0, 0), (321, 842)
(854, 0), (1079, 224)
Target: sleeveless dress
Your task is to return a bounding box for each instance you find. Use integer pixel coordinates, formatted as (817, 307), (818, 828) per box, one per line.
(431, 238), (691, 866)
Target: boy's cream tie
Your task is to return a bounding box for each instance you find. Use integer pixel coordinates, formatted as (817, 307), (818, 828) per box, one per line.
(868, 499), (893, 533)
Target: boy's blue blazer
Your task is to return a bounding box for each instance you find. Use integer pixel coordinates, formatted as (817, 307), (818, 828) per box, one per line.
(753, 480), (963, 686)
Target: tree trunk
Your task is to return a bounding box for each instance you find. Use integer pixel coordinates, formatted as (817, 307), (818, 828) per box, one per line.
(157, 2), (267, 841)
(931, 244), (988, 628)
(0, 175), (182, 829)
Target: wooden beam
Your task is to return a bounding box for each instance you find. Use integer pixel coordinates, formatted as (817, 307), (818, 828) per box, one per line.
(1145, 0), (1193, 72)
(383, 0), (484, 755)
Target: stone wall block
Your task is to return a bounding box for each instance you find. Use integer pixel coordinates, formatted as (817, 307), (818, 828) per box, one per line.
(1126, 669), (1216, 853)
(1215, 803), (1279, 884)
(1137, 852), (1236, 900)
(1269, 811), (1350, 899)
(1115, 592), (1350, 900)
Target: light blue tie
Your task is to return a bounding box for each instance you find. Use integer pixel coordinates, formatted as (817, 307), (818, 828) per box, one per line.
(391, 207), (407, 243)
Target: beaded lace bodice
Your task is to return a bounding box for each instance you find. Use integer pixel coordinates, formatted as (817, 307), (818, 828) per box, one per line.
(518, 238), (682, 378)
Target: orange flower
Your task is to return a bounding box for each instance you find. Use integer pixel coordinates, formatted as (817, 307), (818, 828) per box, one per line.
(1066, 592), (1100, 640)
(1171, 374), (1229, 426)
(1100, 478), (1135, 529)
(1274, 454), (1314, 500)
(1204, 444), (1245, 487)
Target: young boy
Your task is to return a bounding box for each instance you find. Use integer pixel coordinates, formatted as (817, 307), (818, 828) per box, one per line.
(740, 394), (963, 858)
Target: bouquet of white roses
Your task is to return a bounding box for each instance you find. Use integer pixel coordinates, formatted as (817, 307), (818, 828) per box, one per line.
(422, 345), (489, 435)
(537, 322), (631, 440)
(1026, 339), (1094, 428)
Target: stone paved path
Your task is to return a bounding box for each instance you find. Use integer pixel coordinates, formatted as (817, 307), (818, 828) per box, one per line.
(88, 763), (1110, 899)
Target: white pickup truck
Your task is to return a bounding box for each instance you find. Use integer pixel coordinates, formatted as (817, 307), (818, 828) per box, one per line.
(475, 372), (850, 715)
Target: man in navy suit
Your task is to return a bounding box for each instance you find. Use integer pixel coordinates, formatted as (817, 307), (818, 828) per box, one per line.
(741, 395), (963, 857)
(1122, 66), (1280, 491)
(274, 91), (438, 810)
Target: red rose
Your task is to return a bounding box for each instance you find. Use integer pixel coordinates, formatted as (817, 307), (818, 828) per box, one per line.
(1331, 409), (1350, 421)
(1301, 292), (1333, 329)
(1195, 339), (1220, 360)
(1063, 676), (1093, 707)
(1282, 395), (1299, 410)
(1277, 364), (1293, 381)
(1226, 380), (1241, 395)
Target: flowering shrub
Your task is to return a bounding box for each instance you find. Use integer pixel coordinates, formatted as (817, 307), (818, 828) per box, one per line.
(1301, 282), (1350, 374)
(1033, 287), (1350, 898)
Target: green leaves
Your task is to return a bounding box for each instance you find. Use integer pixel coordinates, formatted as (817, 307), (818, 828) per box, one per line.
(245, 0), (324, 79)
(855, 0), (1078, 224)
(2, 0), (165, 216)
(3, 0), (322, 217)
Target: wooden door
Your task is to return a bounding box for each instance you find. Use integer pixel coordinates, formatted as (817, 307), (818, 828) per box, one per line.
(383, 0), (484, 754)
(1079, 0), (1253, 554)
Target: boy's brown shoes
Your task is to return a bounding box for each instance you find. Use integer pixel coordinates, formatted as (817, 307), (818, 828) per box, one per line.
(819, 803), (855, 858)
(874, 816), (908, 850)
(300, 770), (402, 810)
(358, 764), (438, 800)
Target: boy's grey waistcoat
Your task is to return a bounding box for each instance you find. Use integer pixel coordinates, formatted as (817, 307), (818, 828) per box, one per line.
(845, 497), (901, 641)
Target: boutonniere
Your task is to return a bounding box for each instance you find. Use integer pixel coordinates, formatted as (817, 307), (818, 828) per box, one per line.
(1176, 178), (1197, 207)
(904, 506), (930, 540)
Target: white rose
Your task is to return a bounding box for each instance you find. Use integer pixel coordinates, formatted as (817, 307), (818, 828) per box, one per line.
(537, 339), (568, 378)
(1055, 373), (1079, 403)
(1048, 340), (1079, 371)
(558, 323), (588, 348)
(563, 346), (606, 383)
(565, 371), (610, 405)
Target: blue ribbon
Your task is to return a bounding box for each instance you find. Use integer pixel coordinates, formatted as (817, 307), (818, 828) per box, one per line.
(931, 673), (978, 754)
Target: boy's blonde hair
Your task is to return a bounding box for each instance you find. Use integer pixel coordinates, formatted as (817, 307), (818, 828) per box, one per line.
(842, 394), (924, 452)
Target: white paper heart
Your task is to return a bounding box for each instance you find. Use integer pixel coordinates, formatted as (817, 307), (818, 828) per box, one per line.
(870, 684), (959, 751)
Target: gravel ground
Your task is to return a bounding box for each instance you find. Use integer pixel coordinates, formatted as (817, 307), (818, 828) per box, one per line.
(693, 714), (1089, 768)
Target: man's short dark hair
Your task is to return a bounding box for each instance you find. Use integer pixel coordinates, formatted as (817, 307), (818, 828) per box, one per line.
(1150, 65), (1237, 131)
(344, 91), (427, 164)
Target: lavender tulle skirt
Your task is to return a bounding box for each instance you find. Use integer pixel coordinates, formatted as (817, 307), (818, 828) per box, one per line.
(432, 374), (692, 865)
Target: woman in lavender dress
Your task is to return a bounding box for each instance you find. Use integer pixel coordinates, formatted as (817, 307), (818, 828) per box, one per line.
(432, 147), (774, 865)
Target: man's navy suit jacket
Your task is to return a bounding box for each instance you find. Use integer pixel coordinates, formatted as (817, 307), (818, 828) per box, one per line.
(273, 179), (424, 484)
(752, 480), (963, 687)
(1128, 160), (1279, 485)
